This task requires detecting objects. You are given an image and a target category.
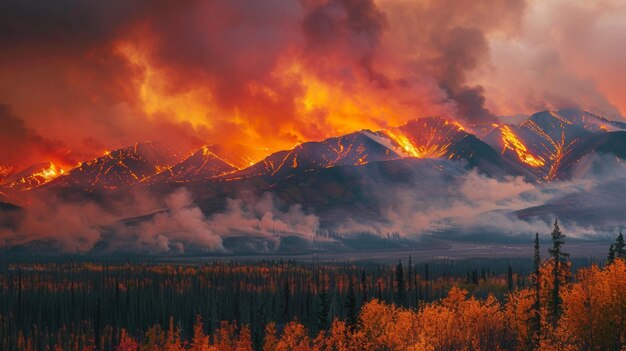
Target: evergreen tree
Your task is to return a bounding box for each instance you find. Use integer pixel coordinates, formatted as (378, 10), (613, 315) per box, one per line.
(282, 277), (290, 322)
(548, 219), (569, 326)
(608, 243), (616, 264)
(345, 276), (357, 329)
(407, 256), (413, 307)
(614, 232), (625, 259)
(394, 260), (405, 306)
(532, 233), (541, 347)
(507, 265), (514, 291)
(360, 270), (368, 304)
(316, 279), (329, 331)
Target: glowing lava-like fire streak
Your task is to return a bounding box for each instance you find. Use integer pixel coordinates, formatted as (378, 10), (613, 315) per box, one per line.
(497, 125), (545, 168)
(521, 119), (578, 180)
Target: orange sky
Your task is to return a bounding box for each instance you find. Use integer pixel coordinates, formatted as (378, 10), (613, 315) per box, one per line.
(0, 0), (625, 171)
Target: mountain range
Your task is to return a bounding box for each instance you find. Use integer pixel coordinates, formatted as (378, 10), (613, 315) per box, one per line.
(2, 109), (626, 255)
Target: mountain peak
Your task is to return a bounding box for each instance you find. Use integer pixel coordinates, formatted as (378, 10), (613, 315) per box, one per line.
(146, 146), (238, 183)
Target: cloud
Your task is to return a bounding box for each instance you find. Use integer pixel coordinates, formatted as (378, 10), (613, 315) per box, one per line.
(0, 0), (535, 170)
(0, 187), (319, 254)
(473, 0), (626, 120)
(0, 104), (74, 170)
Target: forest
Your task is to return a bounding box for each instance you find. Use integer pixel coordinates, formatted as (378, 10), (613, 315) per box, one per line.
(1, 223), (625, 351)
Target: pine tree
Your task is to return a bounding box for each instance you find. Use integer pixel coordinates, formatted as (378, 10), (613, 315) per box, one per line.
(532, 233), (541, 347)
(282, 277), (290, 322)
(316, 278), (329, 331)
(548, 219), (569, 326)
(394, 260), (405, 306)
(360, 270), (368, 304)
(507, 265), (514, 291)
(345, 276), (357, 329)
(407, 256), (413, 307)
(608, 243), (616, 264)
(615, 232), (625, 259)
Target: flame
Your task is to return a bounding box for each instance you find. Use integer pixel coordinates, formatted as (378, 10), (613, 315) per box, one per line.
(33, 163), (65, 181)
(0, 165), (13, 180)
(383, 129), (423, 158)
(521, 119), (578, 180)
(497, 125), (545, 168)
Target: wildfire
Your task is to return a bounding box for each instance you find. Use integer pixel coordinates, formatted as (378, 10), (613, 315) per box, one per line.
(33, 163), (65, 182)
(497, 125), (545, 168)
(383, 129), (423, 158)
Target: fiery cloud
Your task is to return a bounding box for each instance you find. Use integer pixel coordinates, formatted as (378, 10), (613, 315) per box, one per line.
(0, 0), (624, 171)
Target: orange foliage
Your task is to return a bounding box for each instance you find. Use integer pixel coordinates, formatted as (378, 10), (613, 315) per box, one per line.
(275, 321), (311, 351)
(558, 259), (626, 350)
(116, 329), (138, 351)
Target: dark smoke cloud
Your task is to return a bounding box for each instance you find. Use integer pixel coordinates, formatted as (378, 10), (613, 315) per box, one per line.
(0, 104), (73, 170)
(1, 0), (624, 172)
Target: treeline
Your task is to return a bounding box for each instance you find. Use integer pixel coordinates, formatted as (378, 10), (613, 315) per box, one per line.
(0, 225), (624, 350)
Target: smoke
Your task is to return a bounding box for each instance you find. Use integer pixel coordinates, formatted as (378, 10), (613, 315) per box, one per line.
(0, 0), (533, 170)
(473, 0), (626, 120)
(122, 190), (319, 254)
(0, 104), (74, 171)
(0, 187), (319, 254)
(336, 160), (625, 240)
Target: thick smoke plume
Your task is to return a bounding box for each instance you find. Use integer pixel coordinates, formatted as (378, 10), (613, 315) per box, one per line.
(0, 188), (319, 254)
(4, 0), (624, 169)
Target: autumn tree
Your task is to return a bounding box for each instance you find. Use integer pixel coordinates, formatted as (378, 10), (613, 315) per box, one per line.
(116, 329), (138, 351)
(262, 323), (278, 351)
(190, 315), (210, 351)
(165, 316), (184, 351)
(560, 259), (626, 350)
(275, 321), (311, 351)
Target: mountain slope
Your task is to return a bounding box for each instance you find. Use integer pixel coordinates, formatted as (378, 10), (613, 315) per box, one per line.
(485, 109), (626, 180)
(147, 147), (238, 184)
(46, 142), (179, 191)
(227, 130), (403, 179)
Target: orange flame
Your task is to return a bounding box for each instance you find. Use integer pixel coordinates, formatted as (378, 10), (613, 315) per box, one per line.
(497, 125), (545, 168)
(33, 163), (65, 182)
(383, 129), (423, 158)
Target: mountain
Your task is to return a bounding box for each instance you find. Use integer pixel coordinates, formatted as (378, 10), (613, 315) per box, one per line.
(516, 176), (626, 228)
(146, 147), (238, 184)
(485, 109), (626, 180)
(0, 201), (20, 212)
(0, 162), (66, 195)
(2, 109), (626, 255)
(225, 117), (526, 182)
(45, 142), (179, 191)
(227, 130), (404, 180)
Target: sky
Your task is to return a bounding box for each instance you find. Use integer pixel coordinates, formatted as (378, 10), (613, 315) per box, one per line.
(1, 0), (625, 171)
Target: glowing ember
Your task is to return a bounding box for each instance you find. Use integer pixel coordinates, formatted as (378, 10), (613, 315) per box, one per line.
(497, 125), (545, 168)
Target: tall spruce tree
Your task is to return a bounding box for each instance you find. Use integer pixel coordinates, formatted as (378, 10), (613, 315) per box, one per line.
(317, 278), (329, 331)
(394, 260), (405, 306)
(548, 219), (569, 326)
(345, 276), (357, 329)
(615, 232), (625, 259)
(361, 270), (368, 304)
(407, 256), (413, 307)
(532, 233), (541, 347)
(608, 244), (616, 264)
(507, 265), (514, 291)
(608, 232), (625, 264)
